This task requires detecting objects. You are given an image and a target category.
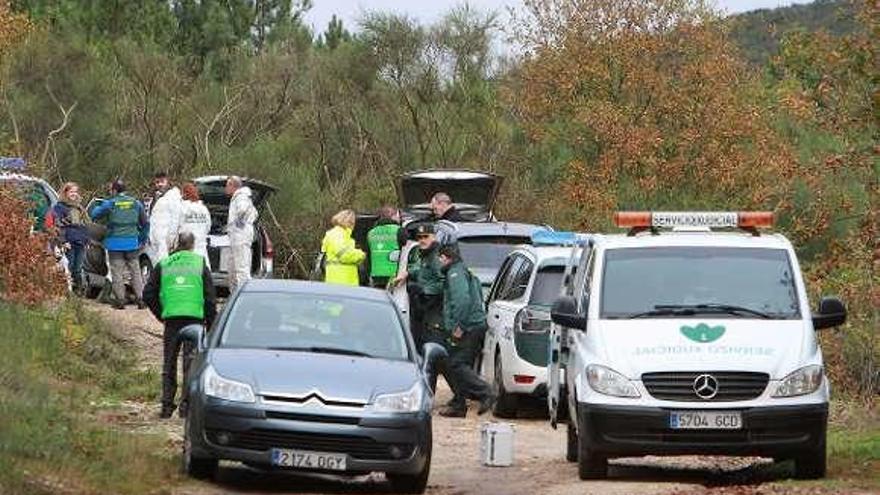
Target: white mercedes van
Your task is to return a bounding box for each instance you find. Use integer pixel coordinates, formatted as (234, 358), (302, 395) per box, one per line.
(546, 212), (847, 480)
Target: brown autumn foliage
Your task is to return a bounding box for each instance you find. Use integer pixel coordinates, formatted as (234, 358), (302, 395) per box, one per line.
(0, 188), (67, 305)
(0, 1), (30, 59)
(511, 0), (798, 230)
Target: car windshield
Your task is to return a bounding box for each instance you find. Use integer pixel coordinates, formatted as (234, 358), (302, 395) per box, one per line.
(220, 292), (410, 361)
(601, 247), (801, 319)
(530, 266), (566, 307)
(458, 236), (530, 271)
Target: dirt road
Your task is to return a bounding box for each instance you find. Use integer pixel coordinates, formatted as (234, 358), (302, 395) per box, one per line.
(86, 302), (864, 495)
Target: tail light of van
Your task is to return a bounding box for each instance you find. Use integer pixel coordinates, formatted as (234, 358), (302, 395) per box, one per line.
(514, 308), (551, 333)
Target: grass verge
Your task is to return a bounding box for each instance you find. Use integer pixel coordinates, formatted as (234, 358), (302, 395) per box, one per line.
(0, 301), (179, 494)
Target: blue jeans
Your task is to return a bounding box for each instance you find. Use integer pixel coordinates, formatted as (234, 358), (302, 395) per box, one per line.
(65, 243), (85, 289)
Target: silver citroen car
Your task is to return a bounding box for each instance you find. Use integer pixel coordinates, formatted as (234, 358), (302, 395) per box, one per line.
(181, 280), (444, 494)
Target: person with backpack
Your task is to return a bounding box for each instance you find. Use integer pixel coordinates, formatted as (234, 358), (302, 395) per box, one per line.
(436, 244), (495, 418)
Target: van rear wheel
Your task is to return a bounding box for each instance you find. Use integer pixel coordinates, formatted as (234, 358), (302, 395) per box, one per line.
(794, 429), (827, 479)
(577, 407), (607, 479)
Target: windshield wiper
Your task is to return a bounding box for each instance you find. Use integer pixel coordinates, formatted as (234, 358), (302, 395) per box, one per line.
(625, 307), (697, 319)
(655, 304), (776, 319)
(267, 346), (374, 358)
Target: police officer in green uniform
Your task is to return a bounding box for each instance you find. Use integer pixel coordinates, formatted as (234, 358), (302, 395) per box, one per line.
(437, 244), (495, 418)
(143, 232), (217, 419)
(392, 224), (445, 350)
(366, 205), (402, 288)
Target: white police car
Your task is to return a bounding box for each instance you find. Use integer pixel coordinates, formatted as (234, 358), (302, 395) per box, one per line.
(546, 212), (847, 480)
(480, 237), (581, 417)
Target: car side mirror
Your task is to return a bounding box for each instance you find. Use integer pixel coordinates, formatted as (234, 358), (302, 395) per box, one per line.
(180, 324), (207, 352)
(812, 296), (846, 330)
(421, 342), (448, 376)
(551, 296), (586, 330)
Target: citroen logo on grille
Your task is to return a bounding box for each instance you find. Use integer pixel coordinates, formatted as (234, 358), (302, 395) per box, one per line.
(693, 374), (719, 400)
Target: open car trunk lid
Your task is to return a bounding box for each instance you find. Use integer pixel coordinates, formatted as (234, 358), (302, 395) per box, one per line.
(193, 176), (277, 233)
(397, 170), (502, 222)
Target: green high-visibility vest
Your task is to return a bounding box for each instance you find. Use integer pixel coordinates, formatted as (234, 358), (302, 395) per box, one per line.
(367, 223), (400, 278)
(159, 251), (205, 320)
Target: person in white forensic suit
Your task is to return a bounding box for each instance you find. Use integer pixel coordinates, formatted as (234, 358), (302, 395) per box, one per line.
(224, 176), (258, 293)
(149, 175), (183, 262)
(179, 182), (212, 269)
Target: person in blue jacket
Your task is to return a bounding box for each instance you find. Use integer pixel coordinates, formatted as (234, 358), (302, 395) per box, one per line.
(46, 182), (90, 293)
(91, 179), (150, 309)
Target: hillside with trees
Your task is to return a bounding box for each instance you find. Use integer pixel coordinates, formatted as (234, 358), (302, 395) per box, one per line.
(0, 0), (876, 398)
(729, 0), (858, 65)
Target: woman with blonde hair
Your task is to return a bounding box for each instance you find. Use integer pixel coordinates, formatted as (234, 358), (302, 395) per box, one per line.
(46, 182), (89, 293)
(321, 209), (365, 286)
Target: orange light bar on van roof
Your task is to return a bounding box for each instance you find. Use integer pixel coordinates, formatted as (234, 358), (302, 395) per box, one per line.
(613, 211), (652, 228)
(613, 211), (774, 229)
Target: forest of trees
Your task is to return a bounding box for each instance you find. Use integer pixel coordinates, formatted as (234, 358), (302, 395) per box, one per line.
(0, 0), (876, 394)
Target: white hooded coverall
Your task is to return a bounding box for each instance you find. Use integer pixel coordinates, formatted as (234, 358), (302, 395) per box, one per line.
(179, 199), (212, 269)
(149, 186), (183, 262)
(226, 186), (258, 292)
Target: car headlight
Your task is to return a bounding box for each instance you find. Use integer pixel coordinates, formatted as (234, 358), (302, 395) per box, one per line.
(586, 365), (640, 398)
(772, 365), (824, 398)
(367, 383), (424, 413)
(203, 364), (256, 403)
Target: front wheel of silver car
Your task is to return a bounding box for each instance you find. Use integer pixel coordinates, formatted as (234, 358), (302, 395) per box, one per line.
(387, 434), (431, 494)
(183, 414), (218, 480)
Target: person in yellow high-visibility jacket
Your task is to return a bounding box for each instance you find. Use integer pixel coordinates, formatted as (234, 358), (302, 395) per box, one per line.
(321, 209), (366, 286)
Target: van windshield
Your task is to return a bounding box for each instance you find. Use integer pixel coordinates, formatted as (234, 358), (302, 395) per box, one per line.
(600, 247), (801, 319)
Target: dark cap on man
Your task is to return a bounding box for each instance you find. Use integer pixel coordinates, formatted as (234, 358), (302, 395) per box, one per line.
(415, 224), (435, 236)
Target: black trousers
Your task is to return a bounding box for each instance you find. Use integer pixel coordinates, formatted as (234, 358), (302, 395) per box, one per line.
(162, 318), (199, 411)
(446, 326), (492, 410)
(409, 293), (443, 351)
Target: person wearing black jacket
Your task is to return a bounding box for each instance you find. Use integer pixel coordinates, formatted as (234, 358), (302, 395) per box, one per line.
(143, 232), (217, 419)
(430, 192), (465, 222)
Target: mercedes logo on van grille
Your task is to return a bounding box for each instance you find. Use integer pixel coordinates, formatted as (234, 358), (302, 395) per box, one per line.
(693, 374), (719, 400)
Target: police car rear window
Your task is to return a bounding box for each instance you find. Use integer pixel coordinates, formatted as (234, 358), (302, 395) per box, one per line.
(600, 247), (801, 319)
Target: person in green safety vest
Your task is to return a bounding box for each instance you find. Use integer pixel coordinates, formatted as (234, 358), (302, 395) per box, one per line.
(143, 231), (217, 419)
(366, 205), (402, 288)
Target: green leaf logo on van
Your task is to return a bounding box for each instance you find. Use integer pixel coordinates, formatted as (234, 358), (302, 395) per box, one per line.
(680, 323), (726, 343)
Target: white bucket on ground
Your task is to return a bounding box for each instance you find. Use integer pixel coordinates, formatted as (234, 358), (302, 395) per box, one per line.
(480, 422), (515, 467)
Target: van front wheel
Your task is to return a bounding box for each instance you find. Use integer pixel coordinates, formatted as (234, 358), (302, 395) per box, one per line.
(577, 407), (607, 479)
(794, 429), (827, 480)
